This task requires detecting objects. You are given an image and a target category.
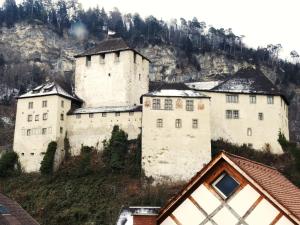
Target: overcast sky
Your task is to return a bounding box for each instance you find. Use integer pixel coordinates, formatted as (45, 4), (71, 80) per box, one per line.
(77, 0), (300, 60)
(1, 0), (299, 59)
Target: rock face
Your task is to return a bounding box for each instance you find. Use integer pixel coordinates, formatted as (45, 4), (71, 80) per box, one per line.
(0, 23), (299, 144)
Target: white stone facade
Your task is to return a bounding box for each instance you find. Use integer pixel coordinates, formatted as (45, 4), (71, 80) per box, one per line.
(201, 91), (289, 153)
(142, 94), (211, 181)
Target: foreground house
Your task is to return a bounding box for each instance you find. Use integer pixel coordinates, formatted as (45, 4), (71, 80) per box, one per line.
(118, 151), (300, 225)
(0, 192), (40, 225)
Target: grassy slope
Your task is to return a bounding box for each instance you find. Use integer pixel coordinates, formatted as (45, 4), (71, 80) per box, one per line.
(0, 154), (182, 225)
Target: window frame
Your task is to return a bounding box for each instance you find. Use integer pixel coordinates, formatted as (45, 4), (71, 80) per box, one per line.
(35, 114), (39, 121)
(86, 55), (91, 67)
(192, 119), (198, 129)
(226, 94), (239, 103)
(164, 99), (173, 110)
(267, 96), (274, 104)
(152, 99), (161, 110)
(42, 128), (47, 135)
(156, 118), (163, 128)
(28, 102), (33, 109)
(175, 119), (182, 128)
(89, 113), (94, 118)
(42, 100), (47, 108)
(27, 114), (33, 122)
(249, 95), (256, 104)
(212, 172), (240, 199)
(43, 113), (48, 121)
(186, 100), (194, 111)
(258, 112), (264, 120)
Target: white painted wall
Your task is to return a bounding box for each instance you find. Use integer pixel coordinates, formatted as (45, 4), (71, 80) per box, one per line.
(142, 96), (211, 182)
(202, 92), (289, 153)
(13, 95), (71, 172)
(75, 50), (149, 108)
(67, 111), (142, 155)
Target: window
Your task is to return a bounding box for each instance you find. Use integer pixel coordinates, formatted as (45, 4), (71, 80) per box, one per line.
(258, 112), (264, 120)
(89, 113), (94, 118)
(129, 112), (134, 116)
(247, 128), (252, 136)
(61, 113), (64, 121)
(115, 112), (120, 117)
(102, 113), (107, 117)
(233, 110), (239, 119)
(108, 73), (111, 77)
(86, 55), (91, 67)
(138, 74), (141, 81)
(192, 119), (198, 129)
(76, 114), (81, 119)
(30, 153), (34, 156)
(267, 96), (274, 104)
(115, 52), (120, 62)
(152, 99), (161, 110)
(226, 110), (239, 119)
(61, 100), (64, 108)
(164, 99), (173, 110)
(27, 129), (31, 136)
(186, 100), (194, 111)
(212, 172), (239, 199)
(248, 143), (253, 148)
(249, 95), (256, 104)
(175, 119), (182, 128)
(43, 113), (48, 120)
(226, 94), (239, 103)
(157, 119), (163, 128)
(60, 127), (63, 134)
(35, 115), (39, 121)
(27, 115), (32, 122)
(99, 54), (105, 64)
(134, 53), (137, 63)
(28, 102), (33, 109)
(42, 128), (47, 135)
(42, 100), (47, 108)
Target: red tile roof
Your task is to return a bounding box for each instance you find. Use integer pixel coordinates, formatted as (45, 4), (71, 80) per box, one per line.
(226, 152), (300, 221)
(0, 193), (40, 225)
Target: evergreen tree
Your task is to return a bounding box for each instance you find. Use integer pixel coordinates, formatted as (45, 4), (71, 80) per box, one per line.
(3, 0), (19, 27)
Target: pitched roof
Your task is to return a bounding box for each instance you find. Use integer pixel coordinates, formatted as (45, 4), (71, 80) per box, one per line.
(186, 68), (288, 103)
(226, 153), (300, 221)
(18, 82), (82, 102)
(146, 82), (209, 98)
(68, 105), (142, 115)
(74, 37), (149, 61)
(158, 151), (300, 224)
(0, 193), (40, 225)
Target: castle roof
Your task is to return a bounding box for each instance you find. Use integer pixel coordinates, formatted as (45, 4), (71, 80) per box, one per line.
(18, 82), (82, 102)
(74, 37), (150, 61)
(68, 105), (142, 115)
(186, 68), (288, 103)
(0, 192), (40, 225)
(158, 151), (300, 224)
(146, 81), (209, 98)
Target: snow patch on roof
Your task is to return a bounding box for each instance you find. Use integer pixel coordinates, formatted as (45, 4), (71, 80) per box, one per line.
(72, 105), (142, 114)
(145, 89), (208, 98)
(185, 81), (223, 90)
(19, 82), (78, 100)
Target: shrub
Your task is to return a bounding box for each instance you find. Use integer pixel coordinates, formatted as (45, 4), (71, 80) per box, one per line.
(128, 134), (142, 177)
(103, 126), (128, 172)
(64, 132), (71, 161)
(77, 146), (93, 176)
(40, 141), (57, 175)
(0, 151), (18, 177)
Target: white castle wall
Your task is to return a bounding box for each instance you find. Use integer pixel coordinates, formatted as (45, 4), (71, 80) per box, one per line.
(202, 92), (289, 153)
(142, 96), (211, 182)
(75, 50), (149, 108)
(13, 95), (71, 172)
(67, 111), (142, 155)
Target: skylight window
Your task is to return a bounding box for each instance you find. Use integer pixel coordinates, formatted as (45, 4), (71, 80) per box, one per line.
(0, 204), (9, 214)
(212, 172), (239, 199)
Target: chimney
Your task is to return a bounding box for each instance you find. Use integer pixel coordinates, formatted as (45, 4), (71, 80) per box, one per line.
(131, 207), (160, 225)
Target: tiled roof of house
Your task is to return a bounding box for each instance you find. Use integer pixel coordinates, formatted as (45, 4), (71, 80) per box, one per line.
(0, 193), (40, 225)
(149, 82), (192, 92)
(226, 152), (300, 221)
(68, 105), (142, 115)
(18, 82), (82, 102)
(158, 151), (300, 223)
(74, 37), (149, 61)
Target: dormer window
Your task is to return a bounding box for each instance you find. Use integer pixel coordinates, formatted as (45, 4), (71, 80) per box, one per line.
(99, 54), (105, 64)
(212, 172), (240, 199)
(86, 55), (91, 67)
(114, 52), (120, 62)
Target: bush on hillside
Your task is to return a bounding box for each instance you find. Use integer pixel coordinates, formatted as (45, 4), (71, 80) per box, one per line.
(0, 151), (18, 177)
(128, 134), (142, 177)
(64, 132), (71, 161)
(40, 141), (57, 175)
(103, 126), (128, 172)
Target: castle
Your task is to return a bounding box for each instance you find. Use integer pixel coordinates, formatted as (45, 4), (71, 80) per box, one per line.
(13, 37), (289, 181)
